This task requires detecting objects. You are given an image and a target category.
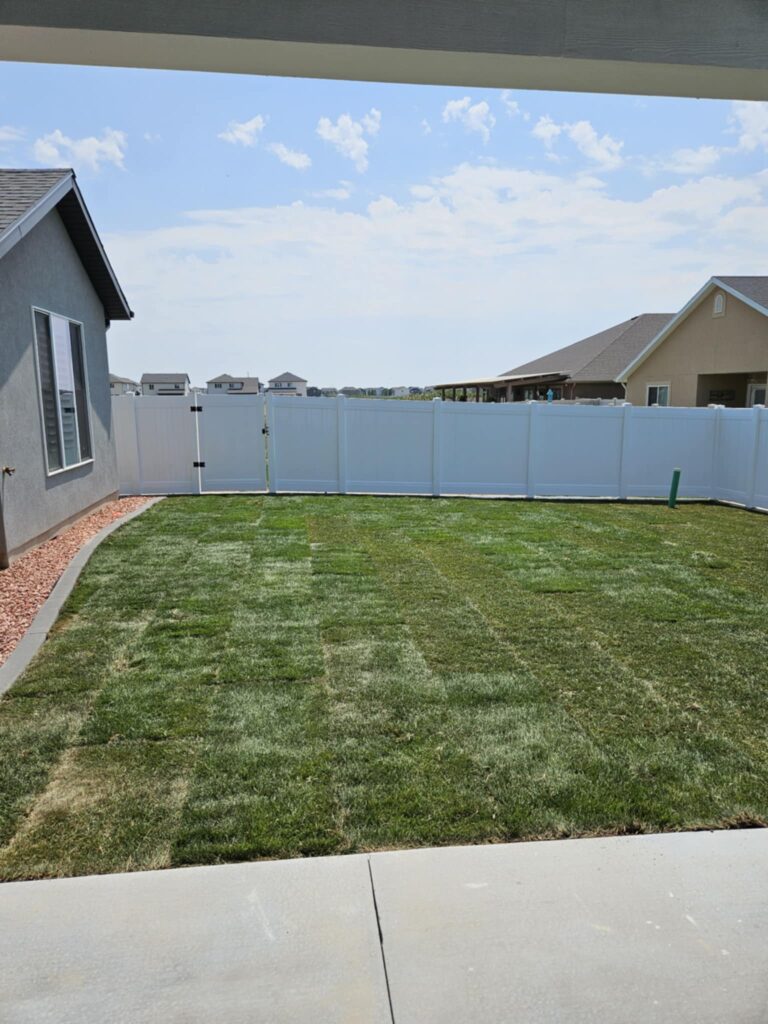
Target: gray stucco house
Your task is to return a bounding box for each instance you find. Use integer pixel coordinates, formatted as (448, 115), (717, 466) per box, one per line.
(0, 169), (132, 567)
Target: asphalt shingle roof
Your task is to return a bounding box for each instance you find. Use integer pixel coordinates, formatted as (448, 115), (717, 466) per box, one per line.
(0, 169), (70, 235)
(504, 314), (674, 383)
(715, 276), (768, 311)
(269, 371), (307, 383)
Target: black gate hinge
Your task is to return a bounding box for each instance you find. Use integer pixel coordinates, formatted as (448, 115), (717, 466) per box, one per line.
(190, 405), (202, 412)
(262, 425), (270, 435)
(193, 461), (206, 468)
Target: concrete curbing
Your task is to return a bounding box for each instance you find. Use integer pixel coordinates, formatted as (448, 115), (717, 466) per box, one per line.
(0, 497), (164, 697)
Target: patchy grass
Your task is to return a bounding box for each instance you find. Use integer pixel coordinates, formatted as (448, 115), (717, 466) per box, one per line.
(0, 495), (767, 879)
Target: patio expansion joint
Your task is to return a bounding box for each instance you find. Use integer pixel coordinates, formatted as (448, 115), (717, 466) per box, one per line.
(368, 855), (397, 1024)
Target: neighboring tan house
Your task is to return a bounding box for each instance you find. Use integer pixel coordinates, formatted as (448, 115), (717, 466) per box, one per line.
(207, 373), (262, 395)
(620, 277), (768, 407)
(109, 373), (139, 396)
(0, 168), (132, 567)
(141, 373), (190, 396)
(435, 314), (673, 402)
(268, 371), (307, 397)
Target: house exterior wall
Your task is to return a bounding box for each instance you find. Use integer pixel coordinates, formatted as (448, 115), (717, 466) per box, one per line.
(142, 380), (189, 396)
(625, 291), (768, 406)
(268, 380), (307, 397)
(0, 209), (118, 560)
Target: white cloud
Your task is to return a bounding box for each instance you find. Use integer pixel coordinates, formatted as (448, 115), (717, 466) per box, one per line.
(532, 117), (623, 169)
(218, 115), (266, 147)
(143, 132), (162, 143)
(316, 109), (381, 172)
(314, 184), (352, 200)
(442, 97), (496, 143)
(500, 91), (521, 117)
(531, 115), (562, 148)
(730, 100), (768, 152)
(661, 145), (722, 175)
(0, 125), (24, 146)
(32, 128), (127, 171)
(567, 120), (624, 170)
(361, 109), (382, 136)
(421, 119), (432, 135)
(106, 159), (768, 385)
(269, 142), (312, 170)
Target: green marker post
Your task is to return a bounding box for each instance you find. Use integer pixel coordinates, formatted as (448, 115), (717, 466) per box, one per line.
(668, 467), (681, 508)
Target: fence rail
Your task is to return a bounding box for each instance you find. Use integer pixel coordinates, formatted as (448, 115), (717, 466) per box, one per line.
(112, 395), (768, 512)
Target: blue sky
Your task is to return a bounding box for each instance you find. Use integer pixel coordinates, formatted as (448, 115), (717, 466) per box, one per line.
(2, 61), (768, 387)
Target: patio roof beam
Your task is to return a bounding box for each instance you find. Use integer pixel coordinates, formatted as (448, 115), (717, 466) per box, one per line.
(2, 1), (768, 100)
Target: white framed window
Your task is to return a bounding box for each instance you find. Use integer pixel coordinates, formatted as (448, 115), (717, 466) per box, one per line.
(713, 292), (726, 317)
(229, 381), (243, 390)
(214, 383), (222, 389)
(33, 309), (93, 474)
(646, 383), (670, 407)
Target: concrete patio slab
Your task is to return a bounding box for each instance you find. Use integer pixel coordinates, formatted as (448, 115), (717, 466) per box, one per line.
(0, 855), (391, 1024)
(371, 830), (768, 1024)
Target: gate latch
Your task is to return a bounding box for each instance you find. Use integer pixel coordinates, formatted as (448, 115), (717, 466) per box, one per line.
(190, 405), (202, 412)
(262, 425), (270, 435)
(193, 461), (206, 468)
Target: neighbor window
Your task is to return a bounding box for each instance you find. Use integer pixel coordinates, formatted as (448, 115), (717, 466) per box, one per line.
(713, 292), (726, 317)
(33, 310), (92, 473)
(229, 382), (243, 390)
(647, 384), (670, 407)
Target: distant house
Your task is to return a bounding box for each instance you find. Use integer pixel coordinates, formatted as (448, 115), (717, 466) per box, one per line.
(109, 374), (139, 396)
(339, 386), (364, 397)
(391, 386), (409, 398)
(141, 373), (190, 396)
(268, 371), (307, 397)
(620, 277), (768, 407)
(320, 387), (338, 398)
(435, 314), (673, 402)
(206, 373), (262, 395)
(0, 168), (132, 567)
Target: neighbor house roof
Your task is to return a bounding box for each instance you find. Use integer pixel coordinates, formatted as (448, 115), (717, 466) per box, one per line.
(269, 371), (307, 383)
(109, 374), (139, 385)
(505, 314), (674, 384)
(0, 169), (132, 322)
(140, 373), (190, 383)
(617, 276), (768, 381)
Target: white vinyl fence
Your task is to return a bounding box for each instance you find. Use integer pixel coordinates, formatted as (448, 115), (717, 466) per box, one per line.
(113, 395), (768, 511)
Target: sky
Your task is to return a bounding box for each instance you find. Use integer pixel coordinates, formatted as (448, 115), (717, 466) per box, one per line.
(2, 61), (768, 388)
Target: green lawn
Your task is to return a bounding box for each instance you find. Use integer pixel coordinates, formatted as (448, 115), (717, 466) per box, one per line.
(1, 495), (767, 879)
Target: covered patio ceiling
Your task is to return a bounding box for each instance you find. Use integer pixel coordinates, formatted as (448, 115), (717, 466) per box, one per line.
(2, 1), (768, 100)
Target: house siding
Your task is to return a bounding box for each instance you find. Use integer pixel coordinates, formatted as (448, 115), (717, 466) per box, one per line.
(625, 292), (768, 406)
(0, 208), (118, 559)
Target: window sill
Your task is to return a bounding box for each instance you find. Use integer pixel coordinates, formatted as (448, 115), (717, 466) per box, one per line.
(47, 458), (94, 478)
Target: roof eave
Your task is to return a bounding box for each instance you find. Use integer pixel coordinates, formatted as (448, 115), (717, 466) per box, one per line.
(0, 171), (74, 263)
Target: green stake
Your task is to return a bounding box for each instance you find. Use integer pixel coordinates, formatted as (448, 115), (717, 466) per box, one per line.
(668, 467), (681, 508)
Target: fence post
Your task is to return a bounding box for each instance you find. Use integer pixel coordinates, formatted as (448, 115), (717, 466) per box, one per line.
(131, 397), (143, 495)
(746, 404), (765, 510)
(525, 401), (537, 498)
(266, 395), (278, 494)
(432, 397), (442, 497)
(337, 394), (347, 494)
(618, 402), (632, 500)
(708, 404), (723, 501)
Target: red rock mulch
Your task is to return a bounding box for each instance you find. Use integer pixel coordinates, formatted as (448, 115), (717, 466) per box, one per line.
(0, 497), (150, 667)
